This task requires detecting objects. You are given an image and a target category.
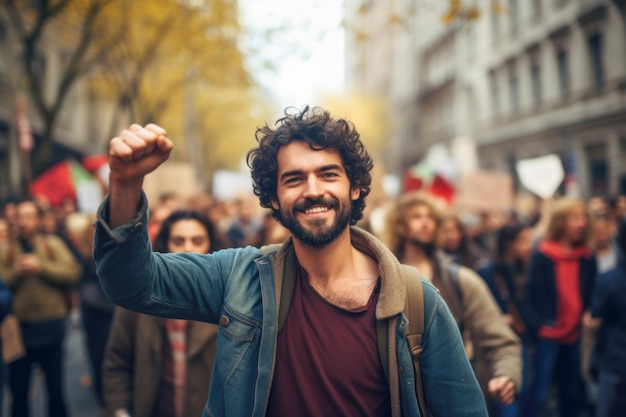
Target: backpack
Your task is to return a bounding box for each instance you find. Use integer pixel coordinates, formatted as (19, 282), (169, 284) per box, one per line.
(276, 246), (427, 417)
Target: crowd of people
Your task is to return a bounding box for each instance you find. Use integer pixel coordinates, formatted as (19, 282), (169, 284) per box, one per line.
(0, 189), (290, 417)
(372, 191), (626, 417)
(0, 106), (624, 417)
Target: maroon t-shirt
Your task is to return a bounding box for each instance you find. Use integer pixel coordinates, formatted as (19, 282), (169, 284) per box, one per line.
(266, 266), (391, 417)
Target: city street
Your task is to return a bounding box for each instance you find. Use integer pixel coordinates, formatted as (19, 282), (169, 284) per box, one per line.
(3, 315), (102, 417)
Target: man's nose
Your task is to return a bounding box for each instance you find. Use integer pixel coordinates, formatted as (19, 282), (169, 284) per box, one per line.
(302, 176), (323, 198)
(183, 240), (195, 252)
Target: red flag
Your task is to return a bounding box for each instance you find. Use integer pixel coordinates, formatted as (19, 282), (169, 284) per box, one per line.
(29, 161), (76, 207)
(81, 154), (110, 186)
(16, 96), (34, 153)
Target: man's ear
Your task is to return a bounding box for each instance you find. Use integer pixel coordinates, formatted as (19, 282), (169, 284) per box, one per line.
(271, 200), (280, 210)
(351, 187), (361, 201)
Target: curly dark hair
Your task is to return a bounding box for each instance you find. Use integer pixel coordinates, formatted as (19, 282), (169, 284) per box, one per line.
(246, 106), (373, 225)
(153, 209), (227, 254)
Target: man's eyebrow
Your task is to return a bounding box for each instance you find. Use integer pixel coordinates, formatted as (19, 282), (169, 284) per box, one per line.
(279, 164), (343, 182)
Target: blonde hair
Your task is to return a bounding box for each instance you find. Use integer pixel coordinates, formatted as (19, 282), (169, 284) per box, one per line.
(383, 192), (443, 257)
(544, 197), (592, 248)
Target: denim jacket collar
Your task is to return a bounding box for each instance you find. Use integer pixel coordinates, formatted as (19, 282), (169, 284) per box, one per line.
(268, 226), (406, 320)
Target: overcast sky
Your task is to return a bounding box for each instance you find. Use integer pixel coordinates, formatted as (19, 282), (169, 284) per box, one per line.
(239, 0), (346, 111)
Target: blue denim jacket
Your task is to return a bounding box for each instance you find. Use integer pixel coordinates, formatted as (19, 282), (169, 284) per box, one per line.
(93, 194), (487, 417)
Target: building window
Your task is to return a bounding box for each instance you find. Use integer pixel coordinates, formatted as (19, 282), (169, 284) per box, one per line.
(586, 143), (608, 196)
(509, 0), (519, 37)
(557, 47), (570, 99)
(531, 61), (542, 106)
(491, 9), (500, 46)
(509, 71), (519, 114)
(588, 32), (604, 90)
(0, 22), (6, 80)
(490, 75), (500, 119)
(532, 0), (542, 21)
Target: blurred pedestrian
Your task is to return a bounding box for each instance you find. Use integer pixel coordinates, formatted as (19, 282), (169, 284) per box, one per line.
(94, 107), (488, 416)
(589, 220), (626, 417)
(0, 198), (81, 417)
(0, 217), (10, 245)
(246, 211), (290, 247)
(608, 193), (626, 237)
(439, 214), (488, 271)
(591, 213), (619, 274)
(477, 222), (534, 417)
(103, 209), (223, 417)
(69, 213), (114, 407)
(521, 197), (596, 417)
(1, 198), (18, 240)
(0, 275), (13, 417)
(385, 192), (522, 410)
(225, 196), (262, 247)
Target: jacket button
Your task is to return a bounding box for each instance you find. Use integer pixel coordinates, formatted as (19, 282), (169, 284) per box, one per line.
(399, 366), (404, 373)
(220, 315), (230, 327)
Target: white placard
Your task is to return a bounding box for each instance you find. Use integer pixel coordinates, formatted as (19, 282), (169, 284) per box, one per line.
(516, 154), (564, 199)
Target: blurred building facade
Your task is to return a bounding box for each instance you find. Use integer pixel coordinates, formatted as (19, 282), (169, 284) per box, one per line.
(345, 0), (626, 198)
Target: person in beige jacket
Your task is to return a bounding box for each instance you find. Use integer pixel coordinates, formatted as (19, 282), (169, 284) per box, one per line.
(0, 198), (81, 417)
(103, 209), (225, 417)
(383, 192), (522, 411)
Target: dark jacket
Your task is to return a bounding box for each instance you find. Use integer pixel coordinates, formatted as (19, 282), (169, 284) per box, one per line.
(591, 261), (626, 376)
(477, 262), (521, 314)
(0, 277), (12, 322)
(521, 244), (596, 338)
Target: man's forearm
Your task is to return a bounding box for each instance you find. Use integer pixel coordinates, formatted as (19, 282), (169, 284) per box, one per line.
(109, 179), (143, 229)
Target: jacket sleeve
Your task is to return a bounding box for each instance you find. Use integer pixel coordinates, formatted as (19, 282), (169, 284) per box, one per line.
(93, 193), (251, 323)
(419, 282), (489, 417)
(103, 307), (137, 417)
(38, 235), (82, 286)
(459, 267), (522, 391)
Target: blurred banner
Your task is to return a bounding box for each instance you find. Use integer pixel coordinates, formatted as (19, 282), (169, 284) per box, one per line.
(456, 171), (514, 213)
(143, 162), (201, 206)
(212, 170), (253, 202)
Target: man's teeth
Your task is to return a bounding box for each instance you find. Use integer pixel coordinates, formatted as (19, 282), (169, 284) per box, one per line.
(305, 206), (329, 214)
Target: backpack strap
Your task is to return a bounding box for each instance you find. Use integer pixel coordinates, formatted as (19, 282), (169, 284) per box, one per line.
(402, 264), (427, 417)
(277, 245), (297, 332)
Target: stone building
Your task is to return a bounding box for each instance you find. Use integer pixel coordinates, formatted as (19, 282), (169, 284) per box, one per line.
(345, 0), (626, 199)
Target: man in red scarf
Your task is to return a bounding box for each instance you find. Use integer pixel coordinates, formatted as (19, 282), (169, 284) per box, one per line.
(521, 198), (596, 417)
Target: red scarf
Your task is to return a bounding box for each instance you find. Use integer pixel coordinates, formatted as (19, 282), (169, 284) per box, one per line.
(538, 240), (590, 344)
(165, 319), (188, 417)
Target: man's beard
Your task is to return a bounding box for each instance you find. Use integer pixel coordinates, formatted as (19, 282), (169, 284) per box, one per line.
(280, 196), (352, 248)
(407, 236), (437, 257)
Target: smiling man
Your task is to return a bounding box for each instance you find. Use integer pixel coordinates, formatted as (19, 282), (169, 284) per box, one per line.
(93, 106), (488, 417)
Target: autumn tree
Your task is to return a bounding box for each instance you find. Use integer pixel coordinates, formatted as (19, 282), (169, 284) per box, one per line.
(97, 0), (250, 134)
(1, 0), (122, 174)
